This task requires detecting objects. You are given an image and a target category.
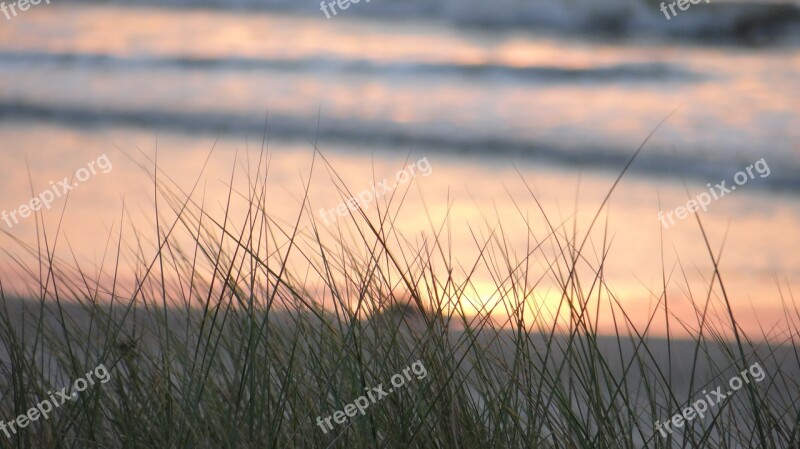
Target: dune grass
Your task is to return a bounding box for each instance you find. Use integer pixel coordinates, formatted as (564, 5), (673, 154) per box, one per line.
(0, 136), (798, 449)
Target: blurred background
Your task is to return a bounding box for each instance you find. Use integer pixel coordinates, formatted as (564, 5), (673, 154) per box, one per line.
(0, 0), (798, 338)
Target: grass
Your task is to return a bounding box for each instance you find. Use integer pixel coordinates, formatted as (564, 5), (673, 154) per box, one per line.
(0, 134), (798, 449)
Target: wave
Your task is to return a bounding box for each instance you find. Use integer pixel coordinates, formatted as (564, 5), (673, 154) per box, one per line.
(87, 0), (800, 43)
(2, 100), (797, 192)
(0, 51), (704, 83)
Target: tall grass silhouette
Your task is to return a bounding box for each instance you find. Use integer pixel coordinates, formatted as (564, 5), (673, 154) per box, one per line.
(0, 129), (797, 449)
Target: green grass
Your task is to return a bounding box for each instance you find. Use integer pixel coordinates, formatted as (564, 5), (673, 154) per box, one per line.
(0, 140), (797, 449)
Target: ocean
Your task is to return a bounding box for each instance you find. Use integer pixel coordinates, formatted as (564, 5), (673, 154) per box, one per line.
(0, 0), (798, 337)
